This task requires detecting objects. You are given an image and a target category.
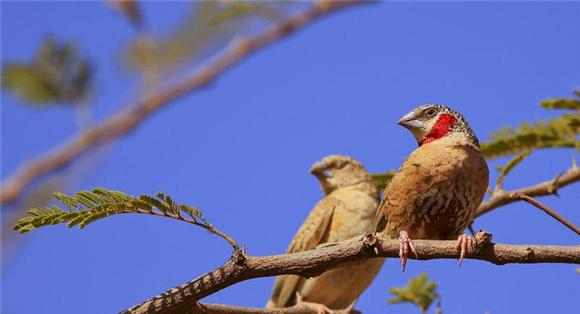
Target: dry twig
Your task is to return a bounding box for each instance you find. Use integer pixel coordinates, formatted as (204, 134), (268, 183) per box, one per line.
(510, 192), (579, 235)
(476, 166), (580, 218)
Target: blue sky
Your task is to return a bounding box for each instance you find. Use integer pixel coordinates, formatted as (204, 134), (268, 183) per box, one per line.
(2, 2), (579, 314)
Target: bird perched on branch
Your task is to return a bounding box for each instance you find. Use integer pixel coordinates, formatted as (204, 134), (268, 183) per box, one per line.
(373, 105), (489, 270)
(267, 155), (384, 313)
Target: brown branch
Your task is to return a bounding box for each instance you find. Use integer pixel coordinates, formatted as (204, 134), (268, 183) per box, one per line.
(121, 232), (580, 314)
(510, 192), (580, 235)
(476, 165), (580, 218)
(189, 302), (357, 314)
(0, 0), (364, 205)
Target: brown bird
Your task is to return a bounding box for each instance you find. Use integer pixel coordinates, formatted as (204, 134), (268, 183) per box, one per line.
(267, 155), (384, 313)
(373, 105), (489, 270)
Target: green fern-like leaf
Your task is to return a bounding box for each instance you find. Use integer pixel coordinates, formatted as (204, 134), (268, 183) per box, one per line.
(541, 98), (580, 110)
(481, 113), (580, 159)
(389, 273), (439, 313)
(14, 188), (204, 233)
(1, 37), (93, 106)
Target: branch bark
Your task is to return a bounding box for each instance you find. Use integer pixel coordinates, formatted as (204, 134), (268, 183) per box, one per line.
(189, 303), (357, 314)
(475, 165), (580, 218)
(121, 232), (580, 314)
(0, 0), (364, 205)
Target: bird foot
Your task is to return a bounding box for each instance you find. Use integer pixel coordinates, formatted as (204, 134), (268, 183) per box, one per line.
(298, 301), (333, 314)
(455, 234), (472, 267)
(399, 230), (417, 272)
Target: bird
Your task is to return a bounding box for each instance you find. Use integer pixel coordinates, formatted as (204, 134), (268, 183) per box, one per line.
(372, 104), (489, 271)
(266, 155), (384, 313)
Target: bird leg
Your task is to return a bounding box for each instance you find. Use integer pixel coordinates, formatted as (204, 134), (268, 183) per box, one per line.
(455, 234), (472, 267)
(399, 230), (417, 271)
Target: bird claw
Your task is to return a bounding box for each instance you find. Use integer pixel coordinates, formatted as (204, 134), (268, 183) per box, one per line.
(298, 301), (333, 314)
(399, 231), (417, 272)
(455, 234), (472, 267)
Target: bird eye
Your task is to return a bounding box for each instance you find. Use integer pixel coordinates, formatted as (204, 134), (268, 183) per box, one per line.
(425, 108), (437, 117)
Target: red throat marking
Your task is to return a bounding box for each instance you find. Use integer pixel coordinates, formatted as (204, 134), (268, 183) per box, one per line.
(420, 114), (455, 145)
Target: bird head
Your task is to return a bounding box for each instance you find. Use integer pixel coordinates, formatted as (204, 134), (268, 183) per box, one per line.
(397, 104), (480, 148)
(309, 155), (375, 196)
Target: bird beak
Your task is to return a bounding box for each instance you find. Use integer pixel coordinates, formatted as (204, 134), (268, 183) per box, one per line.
(310, 168), (332, 178)
(309, 161), (332, 178)
(397, 111), (423, 129)
(319, 169), (332, 178)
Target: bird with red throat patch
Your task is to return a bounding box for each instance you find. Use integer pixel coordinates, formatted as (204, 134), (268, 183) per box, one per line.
(372, 104), (489, 271)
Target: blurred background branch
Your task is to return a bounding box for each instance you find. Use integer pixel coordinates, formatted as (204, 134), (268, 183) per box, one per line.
(0, 0), (364, 206)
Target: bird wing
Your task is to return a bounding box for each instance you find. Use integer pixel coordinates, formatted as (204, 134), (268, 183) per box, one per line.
(267, 196), (339, 308)
(372, 159), (407, 233)
(372, 142), (450, 234)
(372, 143), (448, 235)
(371, 196), (388, 233)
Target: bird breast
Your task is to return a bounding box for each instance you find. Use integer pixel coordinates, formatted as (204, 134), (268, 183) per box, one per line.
(384, 139), (489, 240)
(325, 188), (378, 242)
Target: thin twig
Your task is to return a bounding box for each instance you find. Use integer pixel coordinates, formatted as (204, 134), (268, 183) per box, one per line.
(142, 210), (240, 250)
(510, 192), (580, 235)
(121, 232), (580, 314)
(476, 166), (580, 218)
(191, 219), (240, 251)
(0, 0), (364, 205)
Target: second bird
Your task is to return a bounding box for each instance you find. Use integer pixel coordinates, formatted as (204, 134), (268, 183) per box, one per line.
(267, 155), (384, 313)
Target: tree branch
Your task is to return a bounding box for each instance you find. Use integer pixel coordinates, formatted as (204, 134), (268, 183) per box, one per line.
(189, 302), (357, 314)
(0, 0), (364, 205)
(476, 165), (580, 218)
(510, 192), (580, 235)
(121, 232), (580, 314)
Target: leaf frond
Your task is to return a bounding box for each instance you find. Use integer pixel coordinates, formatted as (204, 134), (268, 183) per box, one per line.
(388, 273), (439, 313)
(14, 188), (205, 233)
(1, 37), (93, 106)
(481, 113), (580, 159)
(541, 97), (580, 111)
